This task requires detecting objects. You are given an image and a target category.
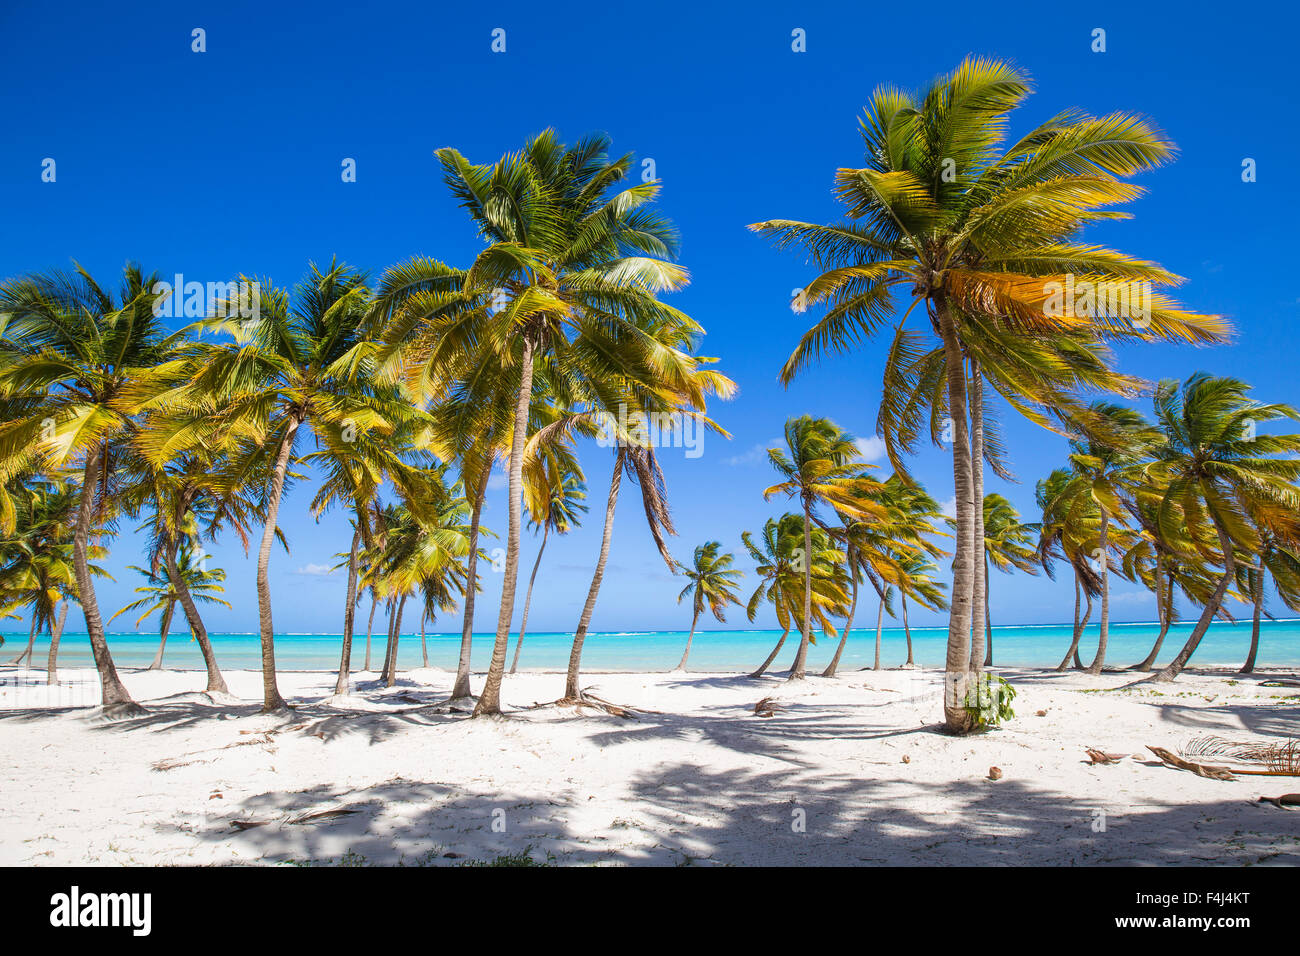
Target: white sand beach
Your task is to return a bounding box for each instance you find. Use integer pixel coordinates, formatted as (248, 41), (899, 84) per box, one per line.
(2, 666), (1298, 866)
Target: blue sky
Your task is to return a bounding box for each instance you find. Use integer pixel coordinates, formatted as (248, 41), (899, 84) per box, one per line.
(2, 1), (1295, 635)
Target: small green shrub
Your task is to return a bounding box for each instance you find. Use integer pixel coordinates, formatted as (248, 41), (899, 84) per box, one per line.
(964, 673), (1016, 729)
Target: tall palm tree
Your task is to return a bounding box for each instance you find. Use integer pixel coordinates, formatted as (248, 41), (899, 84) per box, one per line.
(751, 58), (1226, 730)
(183, 261), (390, 711)
(672, 541), (743, 671)
(0, 263), (188, 715)
(381, 132), (718, 716)
(108, 541), (230, 668)
(764, 417), (882, 680)
(978, 493), (1039, 666)
(510, 452), (587, 673)
(1145, 374), (1300, 682)
(741, 514), (850, 677)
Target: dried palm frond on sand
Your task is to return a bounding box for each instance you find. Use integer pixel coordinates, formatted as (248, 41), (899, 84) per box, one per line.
(1181, 736), (1300, 774)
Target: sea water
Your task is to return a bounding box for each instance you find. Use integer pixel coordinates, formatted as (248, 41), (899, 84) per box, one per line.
(3, 619), (1297, 672)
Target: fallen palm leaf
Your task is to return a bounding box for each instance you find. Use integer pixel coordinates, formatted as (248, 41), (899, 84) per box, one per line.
(231, 820), (270, 831)
(753, 696), (783, 717)
(1085, 748), (1129, 765)
(1147, 746), (1236, 781)
(1256, 794), (1300, 809)
(1182, 736), (1300, 774)
(287, 807), (359, 825)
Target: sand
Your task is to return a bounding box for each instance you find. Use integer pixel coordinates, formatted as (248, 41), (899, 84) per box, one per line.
(1, 664), (1298, 866)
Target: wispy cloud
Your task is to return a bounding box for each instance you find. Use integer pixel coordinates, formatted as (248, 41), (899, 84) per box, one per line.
(293, 563), (336, 577)
(724, 439), (781, 466)
(855, 435), (886, 462)
(939, 496), (957, 518)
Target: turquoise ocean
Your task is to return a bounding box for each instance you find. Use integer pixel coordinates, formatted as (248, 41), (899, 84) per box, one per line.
(3, 619), (1298, 672)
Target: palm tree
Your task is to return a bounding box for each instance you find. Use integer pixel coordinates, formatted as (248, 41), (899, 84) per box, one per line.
(895, 550), (949, 666)
(1145, 374), (1300, 682)
(764, 417), (882, 680)
(1236, 525), (1300, 673)
(978, 494), (1040, 666)
(370, 472), (472, 688)
(823, 474), (948, 676)
(672, 541), (743, 671)
(0, 263), (188, 715)
(741, 514), (850, 677)
(108, 541), (230, 668)
(0, 478), (89, 671)
(751, 58), (1226, 730)
(183, 261), (387, 712)
(1035, 467), (1104, 670)
(510, 452), (587, 673)
(380, 132), (718, 716)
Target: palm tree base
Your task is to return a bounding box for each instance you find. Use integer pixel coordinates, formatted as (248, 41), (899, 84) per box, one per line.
(97, 701), (147, 721)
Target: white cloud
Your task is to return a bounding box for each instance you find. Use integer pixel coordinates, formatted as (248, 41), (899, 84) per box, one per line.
(723, 440), (782, 467)
(294, 563), (336, 577)
(939, 496), (957, 518)
(855, 435), (886, 462)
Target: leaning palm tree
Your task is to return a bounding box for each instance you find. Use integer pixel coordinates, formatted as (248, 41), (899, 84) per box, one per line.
(0, 263), (188, 715)
(181, 261), (389, 712)
(764, 417), (882, 680)
(1049, 404), (1159, 672)
(108, 541), (230, 668)
(978, 494), (1040, 666)
(1235, 523), (1300, 673)
(751, 57), (1226, 730)
(823, 473), (948, 676)
(741, 514), (850, 677)
(1036, 467), (1104, 670)
(1144, 374), (1300, 682)
(510, 450), (587, 673)
(895, 550), (949, 666)
(672, 541), (743, 671)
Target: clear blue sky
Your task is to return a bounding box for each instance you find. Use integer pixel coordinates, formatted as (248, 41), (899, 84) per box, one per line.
(2, 1), (1295, 634)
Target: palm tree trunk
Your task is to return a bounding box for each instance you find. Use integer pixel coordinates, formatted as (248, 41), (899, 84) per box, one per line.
(1152, 521), (1237, 683)
(45, 601), (68, 685)
(421, 611), (429, 668)
(1057, 569), (1086, 671)
(565, 449), (624, 700)
(935, 299), (976, 732)
(333, 523), (362, 695)
(1086, 511), (1111, 674)
(148, 600), (176, 670)
(382, 594), (407, 688)
(1075, 588), (1092, 669)
(822, 567), (860, 677)
(255, 418), (300, 712)
(363, 591), (377, 671)
(902, 593), (914, 666)
(969, 362), (987, 671)
(475, 334), (538, 717)
(451, 468), (490, 700)
(984, 562), (993, 666)
(510, 523), (549, 674)
(787, 499), (815, 681)
(675, 608), (700, 672)
(164, 542), (229, 696)
(10, 613), (37, 666)
(1131, 559), (1170, 671)
(872, 588), (885, 671)
(1240, 564), (1264, 674)
(74, 445), (137, 714)
(751, 625), (791, 678)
